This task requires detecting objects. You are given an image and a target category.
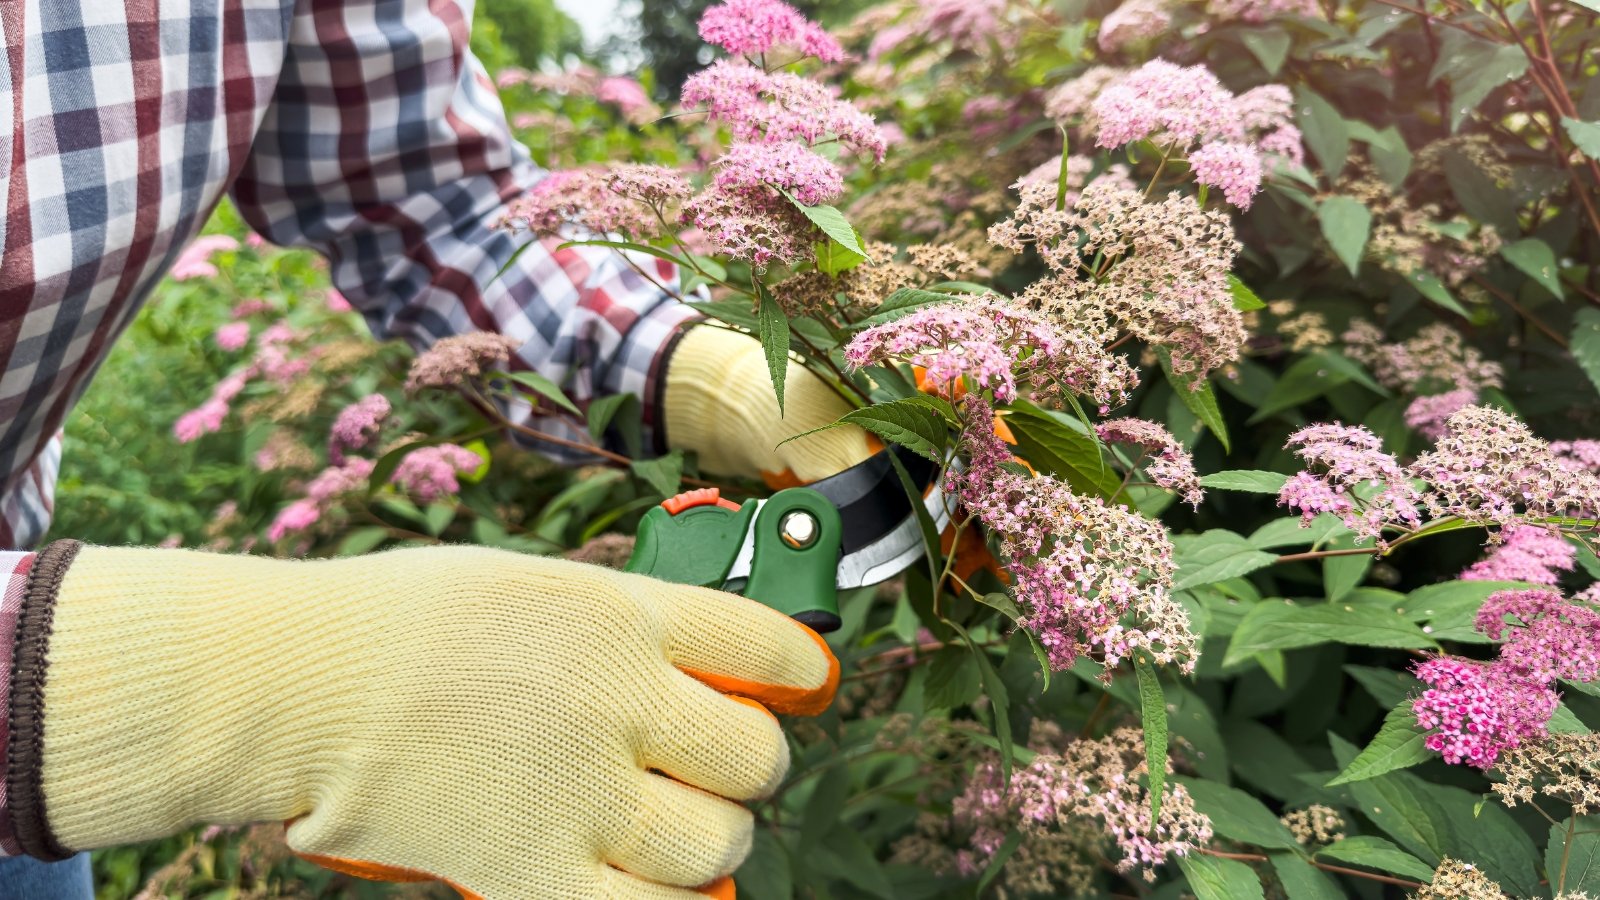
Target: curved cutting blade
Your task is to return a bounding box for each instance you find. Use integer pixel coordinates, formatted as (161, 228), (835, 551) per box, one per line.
(809, 446), (955, 590)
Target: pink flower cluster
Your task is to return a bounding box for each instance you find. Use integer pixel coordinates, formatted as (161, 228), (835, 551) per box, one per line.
(1089, 62), (1302, 207)
(1097, 0), (1170, 52)
(391, 444), (483, 502)
(697, 0), (844, 62)
(1412, 406), (1600, 531)
(712, 140), (844, 207)
(955, 399), (1196, 673)
(953, 728), (1212, 881)
(213, 321), (251, 352)
(1413, 657), (1558, 769)
(1413, 586), (1600, 769)
(844, 297), (1137, 410)
(1404, 388), (1479, 442)
(1095, 418), (1203, 507)
(681, 61), (887, 160)
(329, 394), (391, 465)
(504, 165), (690, 238)
(1462, 525), (1577, 586)
(168, 235), (239, 281)
(174, 370), (249, 443)
(1277, 424), (1422, 544)
(267, 459), (376, 542)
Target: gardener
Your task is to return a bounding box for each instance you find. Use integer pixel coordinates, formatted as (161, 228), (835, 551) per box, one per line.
(0, 0), (874, 897)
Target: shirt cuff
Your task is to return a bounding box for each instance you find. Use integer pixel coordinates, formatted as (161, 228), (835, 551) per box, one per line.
(0, 550), (38, 858)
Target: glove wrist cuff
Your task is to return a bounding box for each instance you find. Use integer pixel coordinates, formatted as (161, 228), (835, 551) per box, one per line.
(7, 539), (82, 860)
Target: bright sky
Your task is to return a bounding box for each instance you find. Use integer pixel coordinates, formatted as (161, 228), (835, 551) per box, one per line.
(554, 0), (628, 50)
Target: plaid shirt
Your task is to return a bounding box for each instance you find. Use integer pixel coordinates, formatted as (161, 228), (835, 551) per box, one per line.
(0, 0), (696, 857)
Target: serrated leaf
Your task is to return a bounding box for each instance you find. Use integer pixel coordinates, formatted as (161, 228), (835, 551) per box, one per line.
(1548, 817), (1600, 896)
(756, 287), (791, 414)
(1137, 659), (1167, 823)
(811, 398), (951, 462)
(1501, 237), (1564, 299)
(1573, 308), (1600, 399)
(847, 287), (952, 331)
(948, 619), (1013, 785)
(1178, 778), (1299, 849)
(1564, 117), (1600, 159)
(501, 370), (581, 416)
(1443, 43), (1527, 131)
(1229, 273), (1266, 311)
(1178, 854), (1266, 900)
(1225, 600), (1435, 667)
(1327, 704), (1430, 786)
(1201, 470), (1289, 494)
(1410, 270), (1469, 316)
(1003, 403), (1120, 498)
(1173, 530), (1280, 591)
(1315, 836), (1435, 882)
(1269, 852), (1344, 900)
(1161, 353), (1230, 452)
(586, 392), (643, 457)
(1329, 734), (1446, 864)
(686, 299), (759, 331)
(976, 591), (1021, 622)
(814, 238), (865, 276)
(1318, 196), (1371, 276)
(629, 450), (683, 497)
(782, 192), (870, 258)
(923, 647), (982, 709)
(1250, 514), (1350, 550)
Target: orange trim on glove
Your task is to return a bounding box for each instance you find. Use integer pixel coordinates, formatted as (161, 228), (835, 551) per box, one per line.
(677, 624), (840, 718)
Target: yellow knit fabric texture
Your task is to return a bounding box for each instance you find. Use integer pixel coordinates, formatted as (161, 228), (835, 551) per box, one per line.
(39, 545), (834, 899)
(664, 326), (873, 482)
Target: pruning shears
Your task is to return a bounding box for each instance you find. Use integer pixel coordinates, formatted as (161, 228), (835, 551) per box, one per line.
(625, 447), (953, 632)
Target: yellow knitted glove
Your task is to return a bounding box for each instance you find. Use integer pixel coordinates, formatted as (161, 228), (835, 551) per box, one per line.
(7, 542), (838, 900)
(664, 326), (875, 486)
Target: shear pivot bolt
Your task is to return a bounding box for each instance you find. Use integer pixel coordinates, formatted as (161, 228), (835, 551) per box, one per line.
(778, 510), (819, 549)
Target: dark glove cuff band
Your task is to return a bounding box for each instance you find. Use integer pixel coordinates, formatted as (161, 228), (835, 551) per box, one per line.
(7, 538), (82, 861)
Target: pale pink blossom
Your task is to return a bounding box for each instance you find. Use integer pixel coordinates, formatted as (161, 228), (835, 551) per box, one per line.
(406, 333), (523, 392)
(1093, 60), (1243, 150)
(1477, 587), (1600, 685)
(680, 60), (887, 162)
(325, 290), (353, 313)
(1095, 418), (1203, 507)
(1413, 656), (1558, 769)
(1188, 141), (1263, 208)
(713, 141), (843, 207)
(697, 0), (845, 62)
(1404, 388), (1478, 441)
(213, 322), (251, 352)
(1277, 423), (1422, 543)
(329, 394), (391, 464)
(1462, 525), (1577, 586)
(267, 500), (321, 543)
(169, 235), (240, 280)
(391, 444), (483, 502)
(1098, 0), (1171, 52)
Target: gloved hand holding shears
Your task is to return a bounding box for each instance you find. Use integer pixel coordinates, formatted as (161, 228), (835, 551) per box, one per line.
(7, 325), (950, 900)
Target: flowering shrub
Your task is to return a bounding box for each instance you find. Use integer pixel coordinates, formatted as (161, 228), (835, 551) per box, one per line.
(56, 0), (1600, 896)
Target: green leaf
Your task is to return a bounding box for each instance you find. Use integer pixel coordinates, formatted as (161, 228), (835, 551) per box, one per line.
(1573, 308), (1600, 399)
(735, 829), (794, 900)
(1410, 270), (1469, 316)
(801, 397), (951, 463)
(1241, 29), (1292, 75)
(1225, 600), (1435, 667)
(817, 828), (894, 899)
(814, 238), (865, 276)
(923, 647), (982, 709)
(1318, 196), (1372, 276)
(1248, 353), (1353, 423)
(976, 831), (1024, 895)
(629, 450), (683, 497)
(423, 501), (455, 537)
(1229, 273), (1266, 311)
(1443, 43), (1528, 131)
(1172, 530), (1280, 592)
(976, 591), (1021, 622)
(686, 299), (759, 331)
(1250, 514), (1350, 550)
(1501, 237), (1564, 299)
(1326, 704), (1431, 786)
(1315, 836), (1435, 882)
(1295, 87), (1350, 182)
(1547, 817), (1600, 896)
(1177, 778), (1299, 849)
(799, 765), (851, 855)
(1137, 659), (1167, 823)
(1425, 781), (1541, 895)
(1410, 578), (1536, 642)
(500, 370), (581, 416)
(1329, 734), (1446, 864)
(1564, 117), (1600, 159)
(336, 526), (389, 556)
(1004, 402), (1120, 498)
(1177, 854), (1266, 900)
(585, 392), (643, 457)
(847, 287), (952, 330)
(756, 286), (791, 415)
(1344, 663), (1421, 709)
(1201, 470), (1289, 494)
(1269, 852), (1344, 900)
(1161, 353), (1230, 452)
(781, 192), (870, 258)
(1323, 535), (1372, 601)
(948, 619), (1013, 785)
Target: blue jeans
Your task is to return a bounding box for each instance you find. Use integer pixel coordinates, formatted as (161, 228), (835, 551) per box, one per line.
(0, 853), (92, 899)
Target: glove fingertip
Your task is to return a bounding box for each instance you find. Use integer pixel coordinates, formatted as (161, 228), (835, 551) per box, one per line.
(698, 876), (737, 899)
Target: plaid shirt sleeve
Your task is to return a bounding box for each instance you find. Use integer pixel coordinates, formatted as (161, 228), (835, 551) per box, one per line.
(230, 0), (697, 457)
(0, 550), (36, 856)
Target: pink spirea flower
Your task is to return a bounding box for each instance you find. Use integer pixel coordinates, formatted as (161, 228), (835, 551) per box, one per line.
(1412, 657), (1558, 769)
(169, 234), (240, 281)
(267, 500), (321, 543)
(1257, 125), (1306, 166)
(596, 76), (655, 120)
(1207, 0), (1320, 22)
(922, 0), (1011, 52)
(845, 297), (1136, 409)
(391, 444), (483, 502)
(174, 399), (228, 443)
(1093, 60), (1243, 150)
(1278, 423), (1422, 543)
(1553, 440), (1600, 474)
(713, 141), (844, 207)
(1095, 418), (1203, 508)
(329, 394), (391, 464)
(1188, 141), (1263, 208)
(1412, 406), (1600, 530)
(1404, 388), (1478, 442)
(1098, 0), (1171, 52)
(680, 60), (887, 162)
(245, 231), (269, 250)
(1462, 525), (1577, 586)
(231, 298), (273, 319)
(697, 0), (845, 62)
(325, 290), (353, 313)
(955, 398), (1195, 673)
(213, 322), (251, 352)
(504, 166), (690, 238)
(406, 333), (523, 392)
(1476, 588), (1600, 684)
(681, 184), (816, 270)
